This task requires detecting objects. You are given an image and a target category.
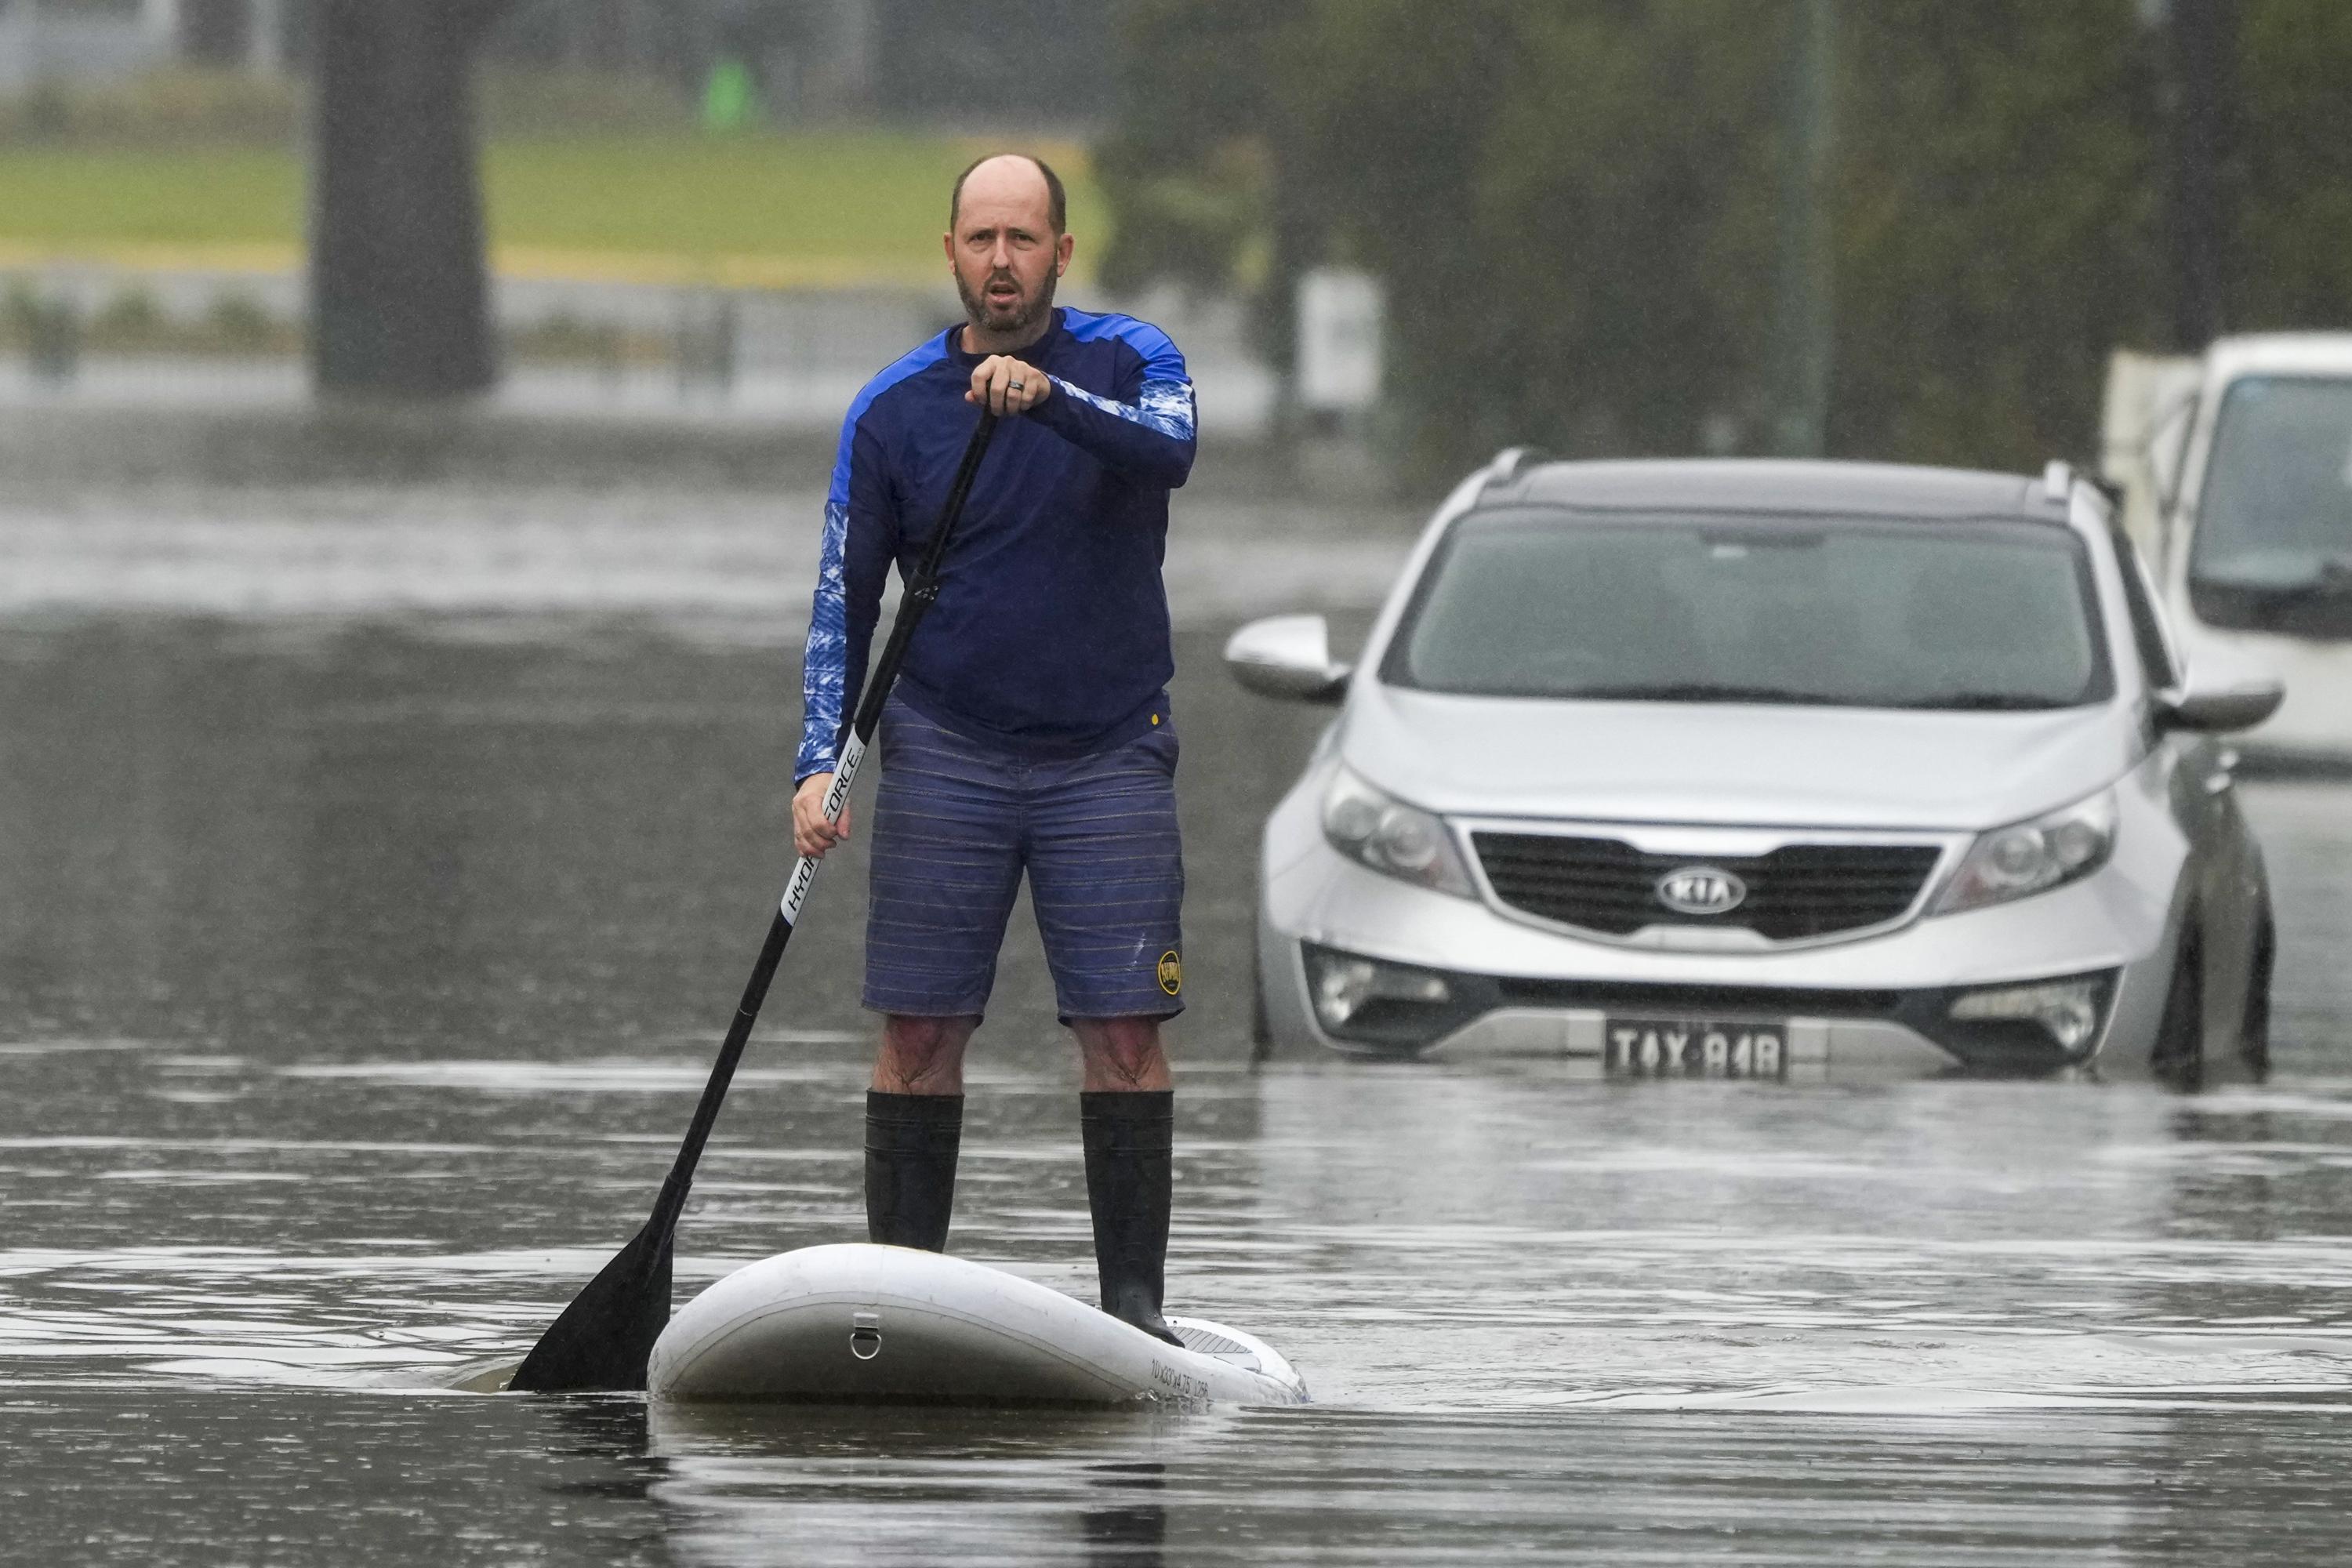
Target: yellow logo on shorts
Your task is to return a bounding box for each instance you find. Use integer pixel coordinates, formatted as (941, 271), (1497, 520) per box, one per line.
(1156, 949), (1183, 996)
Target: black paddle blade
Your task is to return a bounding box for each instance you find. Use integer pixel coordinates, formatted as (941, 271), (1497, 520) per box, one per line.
(507, 1222), (673, 1393)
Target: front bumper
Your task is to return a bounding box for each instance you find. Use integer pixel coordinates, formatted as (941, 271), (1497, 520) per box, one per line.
(1286, 940), (2114, 1076)
(1443, 1008), (1953, 1078)
(1260, 826), (2186, 1077)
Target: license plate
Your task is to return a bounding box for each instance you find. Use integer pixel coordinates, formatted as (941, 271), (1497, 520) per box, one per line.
(1603, 1017), (1788, 1080)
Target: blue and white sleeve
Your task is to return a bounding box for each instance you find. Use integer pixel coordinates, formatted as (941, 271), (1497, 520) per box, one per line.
(797, 417), (895, 782)
(1029, 321), (1196, 490)
(796, 496), (852, 783)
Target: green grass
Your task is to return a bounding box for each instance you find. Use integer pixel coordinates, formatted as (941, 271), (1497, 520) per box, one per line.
(0, 146), (298, 252)
(0, 131), (1105, 286)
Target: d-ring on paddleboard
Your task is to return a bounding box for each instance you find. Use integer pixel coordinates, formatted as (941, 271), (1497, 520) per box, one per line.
(648, 1243), (1308, 1409)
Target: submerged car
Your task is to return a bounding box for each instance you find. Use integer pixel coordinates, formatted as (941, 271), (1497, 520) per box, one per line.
(1229, 456), (2285, 1081)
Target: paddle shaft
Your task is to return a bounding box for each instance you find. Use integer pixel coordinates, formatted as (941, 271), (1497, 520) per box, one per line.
(641, 409), (998, 1240)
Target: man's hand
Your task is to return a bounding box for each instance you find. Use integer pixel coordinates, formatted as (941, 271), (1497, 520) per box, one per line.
(967, 355), (1051, 416)
(793, 773), (852, 859)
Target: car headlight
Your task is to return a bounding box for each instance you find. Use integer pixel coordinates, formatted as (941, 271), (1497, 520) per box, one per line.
(1321, 764), (1476, 897)
(1933, 789), (2117, 915)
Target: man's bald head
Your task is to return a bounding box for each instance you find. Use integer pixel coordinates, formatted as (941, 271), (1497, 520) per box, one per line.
(944, 152), (1074, 348)
(950, 153), (1067, 237)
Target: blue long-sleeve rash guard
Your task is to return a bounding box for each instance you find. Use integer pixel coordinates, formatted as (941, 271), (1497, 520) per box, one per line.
(796, 307), (1197, 782)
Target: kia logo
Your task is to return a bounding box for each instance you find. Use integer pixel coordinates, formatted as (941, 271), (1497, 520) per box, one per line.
(1656, 866), (1747, 916)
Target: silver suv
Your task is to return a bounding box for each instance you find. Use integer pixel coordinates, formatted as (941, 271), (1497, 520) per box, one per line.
(1229, 456), (2283, 1082)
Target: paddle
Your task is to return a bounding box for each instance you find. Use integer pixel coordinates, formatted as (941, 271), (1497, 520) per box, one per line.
(510, 409), (1000, 1392)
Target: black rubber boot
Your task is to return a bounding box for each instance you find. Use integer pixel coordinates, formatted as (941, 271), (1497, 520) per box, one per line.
(865, 1091), (962, 1252)
(1080, 1090), (1182, 1346)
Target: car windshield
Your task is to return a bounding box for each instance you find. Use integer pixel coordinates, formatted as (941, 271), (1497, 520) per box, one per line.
(2188, 376), (2352, 590)
(1385, 509), (2111, 710)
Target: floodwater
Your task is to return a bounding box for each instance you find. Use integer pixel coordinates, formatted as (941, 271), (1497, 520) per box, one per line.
(6, 480), (2352, 1565)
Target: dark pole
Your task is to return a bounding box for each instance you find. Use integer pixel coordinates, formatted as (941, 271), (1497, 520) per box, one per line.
(310, 1), (507, 397)
(1769, 0), (1836, 457)
(2165, 0), (2236, 349)
(177, 0), (252, 62)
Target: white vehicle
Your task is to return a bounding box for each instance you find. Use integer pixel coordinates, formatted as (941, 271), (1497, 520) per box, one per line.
(2105, 332), (2352, 763)
(1229, 456), (2282, 1081)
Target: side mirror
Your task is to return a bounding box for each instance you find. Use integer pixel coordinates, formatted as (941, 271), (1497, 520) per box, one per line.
(1224, 613), (1352, 705)
(2157, 673), (2284, 734)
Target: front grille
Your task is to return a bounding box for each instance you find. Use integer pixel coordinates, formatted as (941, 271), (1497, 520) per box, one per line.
(1495, 976), (1904, 1018)
(1472, 832), (1943, 942)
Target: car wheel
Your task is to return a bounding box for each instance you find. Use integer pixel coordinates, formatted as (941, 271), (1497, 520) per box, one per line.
(2241, 905), (2276, 1078)
(2152, 920), (2205, 1089)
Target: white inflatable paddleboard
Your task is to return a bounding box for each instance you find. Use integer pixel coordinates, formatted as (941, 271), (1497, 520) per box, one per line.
(648, 1243), (1308, 1410)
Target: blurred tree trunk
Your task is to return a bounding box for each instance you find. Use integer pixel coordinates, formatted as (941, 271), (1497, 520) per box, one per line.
(310, 1), (510, 398)
(1767, 0), (1835, 459)
(2166, 0), (2240, 347)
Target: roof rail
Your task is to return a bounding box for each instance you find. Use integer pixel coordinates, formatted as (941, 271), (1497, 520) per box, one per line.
(1484, 446), (1550, 491)
(2041, 459), (2074, 504)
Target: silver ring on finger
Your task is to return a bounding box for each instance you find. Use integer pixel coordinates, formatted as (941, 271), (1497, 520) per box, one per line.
(1009, 379), (1025, 390)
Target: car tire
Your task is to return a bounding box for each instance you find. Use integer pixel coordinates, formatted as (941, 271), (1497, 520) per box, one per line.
(2241, 904), (2276, 1078)
(2152, 919), (2205, 1089)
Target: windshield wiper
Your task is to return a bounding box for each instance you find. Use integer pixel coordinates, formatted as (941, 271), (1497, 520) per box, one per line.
(1888, 692), (2069, 711)
(1558, 682), (2070, 710)
(1562, 682), (1820, 705)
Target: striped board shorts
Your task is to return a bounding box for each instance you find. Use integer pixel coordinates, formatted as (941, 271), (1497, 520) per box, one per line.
(862, 696), (1185, 1022)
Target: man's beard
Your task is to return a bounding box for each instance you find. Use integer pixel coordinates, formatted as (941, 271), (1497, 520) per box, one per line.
(957, 263), (1057, 338)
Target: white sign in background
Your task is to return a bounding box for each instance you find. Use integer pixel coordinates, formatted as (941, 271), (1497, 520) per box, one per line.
(1296, 267), (1385, 413)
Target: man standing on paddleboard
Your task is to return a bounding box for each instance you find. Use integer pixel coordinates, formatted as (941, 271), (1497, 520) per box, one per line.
(792, 153), (1193, 1345)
